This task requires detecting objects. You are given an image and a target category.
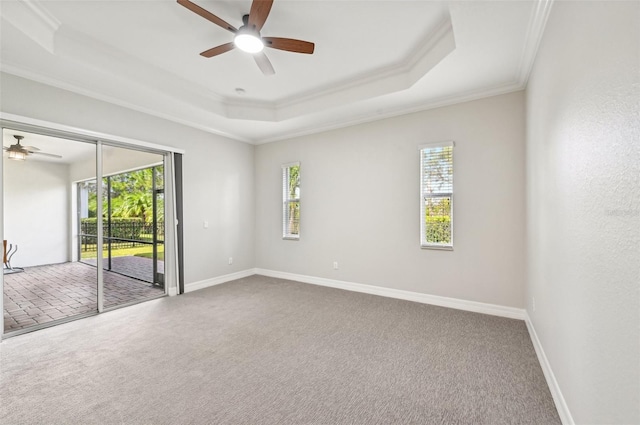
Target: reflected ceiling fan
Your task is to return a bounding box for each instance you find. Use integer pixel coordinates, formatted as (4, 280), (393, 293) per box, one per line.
(3, 135), (62, 161)
(177, 0), (315, 76)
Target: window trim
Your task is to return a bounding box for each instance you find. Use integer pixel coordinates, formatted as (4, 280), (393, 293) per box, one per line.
(419, 141), (454, 250)
(282, 162), (300, 240)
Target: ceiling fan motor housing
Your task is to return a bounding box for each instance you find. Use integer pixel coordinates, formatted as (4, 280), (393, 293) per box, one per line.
(9, 136), (28, 154)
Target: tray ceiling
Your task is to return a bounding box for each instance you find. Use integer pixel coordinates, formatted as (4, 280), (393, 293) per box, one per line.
(0, 0), (553, 143)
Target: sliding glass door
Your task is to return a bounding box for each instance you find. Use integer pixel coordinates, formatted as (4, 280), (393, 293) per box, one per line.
(2, 120), (177, 336)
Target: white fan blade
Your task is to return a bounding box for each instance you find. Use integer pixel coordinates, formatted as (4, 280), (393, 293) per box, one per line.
(253, 51), (275, 76)
(31, 151), (62, 159)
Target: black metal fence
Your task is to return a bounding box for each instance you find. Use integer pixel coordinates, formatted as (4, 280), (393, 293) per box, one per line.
(80, 219), (164, 251)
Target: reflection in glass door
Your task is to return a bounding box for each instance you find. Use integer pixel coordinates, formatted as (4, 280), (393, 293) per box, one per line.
(3, 128), (97, 334)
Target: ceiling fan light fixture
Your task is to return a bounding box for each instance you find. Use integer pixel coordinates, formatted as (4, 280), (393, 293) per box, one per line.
(234, 32), (264, 53)
(8, 150), (26, 161)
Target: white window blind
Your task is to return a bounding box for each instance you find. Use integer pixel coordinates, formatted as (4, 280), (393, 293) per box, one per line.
(282, 162), (300, 239)
(420, 141), (454, 249)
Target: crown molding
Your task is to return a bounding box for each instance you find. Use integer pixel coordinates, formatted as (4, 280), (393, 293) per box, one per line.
(0, 64), (252, 144)
(257, 80), (524, 144)
(0, 0), (60, 53)
(52, 25), (228, 115)
(278, 16), (454, 112)
(1, 63), (524, 146)
(270, 17), (456, 122)
(224, 17), (455, 122)
(20, 0), (60, 32)
(517, 0), (555, 85)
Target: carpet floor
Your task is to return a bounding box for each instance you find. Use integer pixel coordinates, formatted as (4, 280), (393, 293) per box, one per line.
(0, 275), (560, 424)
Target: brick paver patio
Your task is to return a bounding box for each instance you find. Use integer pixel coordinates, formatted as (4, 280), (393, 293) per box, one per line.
(3, 259), (164, 332)
(83, 255), (164, 283)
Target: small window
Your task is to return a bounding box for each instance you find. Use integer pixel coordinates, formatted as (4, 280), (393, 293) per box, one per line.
(420, 142), (454, 249)
(282, 162), (300, 239)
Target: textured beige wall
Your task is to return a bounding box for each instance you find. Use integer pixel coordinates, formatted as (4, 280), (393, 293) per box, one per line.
(526, 2), (640, 423)
(256, 91), (526, 308)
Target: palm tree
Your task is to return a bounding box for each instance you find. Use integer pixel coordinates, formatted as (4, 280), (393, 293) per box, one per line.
(110, 167), (163, 223)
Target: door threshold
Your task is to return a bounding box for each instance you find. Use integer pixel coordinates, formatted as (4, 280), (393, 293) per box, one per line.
(2, 311), (98, 340)
(2, 294), (167, 340)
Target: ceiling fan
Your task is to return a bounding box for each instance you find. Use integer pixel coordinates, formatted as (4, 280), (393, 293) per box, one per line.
(177, 0), (315, 76)
(3, 135), (62, 161)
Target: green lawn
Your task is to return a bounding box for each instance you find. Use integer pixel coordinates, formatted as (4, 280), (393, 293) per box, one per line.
(81, 244), (164, 260)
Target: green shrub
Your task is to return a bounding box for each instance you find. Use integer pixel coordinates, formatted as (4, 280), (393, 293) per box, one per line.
(425, 215), (451, 244)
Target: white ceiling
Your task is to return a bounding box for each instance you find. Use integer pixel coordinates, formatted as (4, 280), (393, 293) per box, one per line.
(0, 0), (552, 144)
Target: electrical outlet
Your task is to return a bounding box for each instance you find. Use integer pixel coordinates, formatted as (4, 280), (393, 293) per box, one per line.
(228, 257), (233, 265)
(333, 261), (338, 270)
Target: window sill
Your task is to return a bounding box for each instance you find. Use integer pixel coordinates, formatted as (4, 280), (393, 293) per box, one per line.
(282, 236), (300, 241)
(421, 244), (453, 251)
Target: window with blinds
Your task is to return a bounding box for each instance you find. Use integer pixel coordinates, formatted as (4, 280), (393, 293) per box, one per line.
(420, 142), (454, 249)
(282, 162), (300, 239)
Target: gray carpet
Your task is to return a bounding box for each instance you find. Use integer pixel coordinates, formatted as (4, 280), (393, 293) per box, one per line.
(0, 275), (560, 424)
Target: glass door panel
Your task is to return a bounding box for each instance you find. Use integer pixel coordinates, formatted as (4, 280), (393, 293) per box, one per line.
(100, 144), (165, 309)
(3, 128), (97, 333)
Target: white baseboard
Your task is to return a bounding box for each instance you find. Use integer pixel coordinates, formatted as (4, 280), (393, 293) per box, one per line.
(254, 268), (525, 320)
(184, 268), (256, 293)
(167, 286), (178, 296)
(525, 312), (574, 425)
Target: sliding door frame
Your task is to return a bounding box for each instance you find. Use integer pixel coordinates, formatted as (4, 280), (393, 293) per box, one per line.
(0, 113), (184, 338)
(96, 140), (105, 312)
